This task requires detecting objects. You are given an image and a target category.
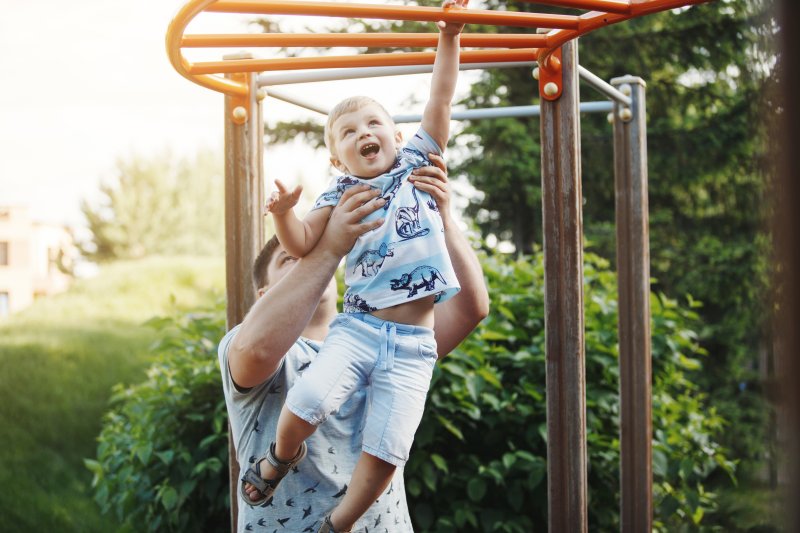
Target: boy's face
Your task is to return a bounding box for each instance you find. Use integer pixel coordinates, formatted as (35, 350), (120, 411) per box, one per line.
(330, 103), (402, 178)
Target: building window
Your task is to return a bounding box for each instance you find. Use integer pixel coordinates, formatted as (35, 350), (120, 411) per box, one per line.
(0, 242), (8, 266)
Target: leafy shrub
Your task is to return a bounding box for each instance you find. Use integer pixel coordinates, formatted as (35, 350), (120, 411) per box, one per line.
(88, 250), (734, 531)
(85, 303), (229, 532)
(405, 249), (735, 532)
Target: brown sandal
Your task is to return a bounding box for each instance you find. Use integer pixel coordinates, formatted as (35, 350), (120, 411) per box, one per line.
(239, 441), (307, 506)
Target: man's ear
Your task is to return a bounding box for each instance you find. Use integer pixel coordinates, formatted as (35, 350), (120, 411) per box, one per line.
(330, 156), (348, 174)
(257, 287), (267, 298)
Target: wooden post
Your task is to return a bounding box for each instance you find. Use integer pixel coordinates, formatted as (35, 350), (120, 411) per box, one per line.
(224, 54), (264, 531)
(539, 39), (588, 533)
(611, 75), (652, 533)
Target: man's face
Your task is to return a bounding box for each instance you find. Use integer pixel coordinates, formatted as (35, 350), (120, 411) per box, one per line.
(258, 245), (337, 306)
(330, 103), (402, 178)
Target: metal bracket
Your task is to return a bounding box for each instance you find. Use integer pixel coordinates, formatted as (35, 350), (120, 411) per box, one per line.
(538, 48), (563, 101)
(229, 72), (250, 125)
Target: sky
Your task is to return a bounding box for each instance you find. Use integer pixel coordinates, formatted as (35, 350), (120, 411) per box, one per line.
(0, 0), (475, 230)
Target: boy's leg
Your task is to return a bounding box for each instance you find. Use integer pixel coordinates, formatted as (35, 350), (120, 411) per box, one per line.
(328, 452), (397, 531)
(271, 404), (316, 472)
(243, 405), (317, 502)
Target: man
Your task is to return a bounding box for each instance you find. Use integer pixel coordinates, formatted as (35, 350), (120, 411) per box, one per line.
(218, 156), (488, 532)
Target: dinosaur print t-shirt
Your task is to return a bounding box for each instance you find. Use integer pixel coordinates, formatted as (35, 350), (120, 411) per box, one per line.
(219, 325), (414, 532)
(312, 128), (460, 313)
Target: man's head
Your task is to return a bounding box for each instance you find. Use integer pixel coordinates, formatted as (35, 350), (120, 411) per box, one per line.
(252, 235), (283, 296)
(324, 96), (402, 178)
(252, 235), (337, 307)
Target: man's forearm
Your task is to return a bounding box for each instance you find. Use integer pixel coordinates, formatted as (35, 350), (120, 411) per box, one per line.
(434, 220), (489, 356)
(234, 245), (340, 361)
(445, 222), (486, 312)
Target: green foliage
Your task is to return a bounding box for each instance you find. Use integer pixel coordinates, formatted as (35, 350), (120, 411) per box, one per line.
(405, 249), (734, 531)
(83, 248), (732, 530)
(0, 256), (224, 533)
(86, 304), (229, 532)
(80, 150), (225, 261)
(450, 0), (777, 515)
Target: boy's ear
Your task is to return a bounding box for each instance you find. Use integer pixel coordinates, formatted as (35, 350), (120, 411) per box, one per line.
(395, 130), (403, 145)
(330, 156), (348, 174)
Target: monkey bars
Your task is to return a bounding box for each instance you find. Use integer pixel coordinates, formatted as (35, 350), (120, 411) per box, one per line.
(164, 2), (709, 532)
(166, 0), (708, 99)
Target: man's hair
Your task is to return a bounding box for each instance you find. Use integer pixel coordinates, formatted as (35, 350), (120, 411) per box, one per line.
(324, 96), (393, 158)
(252, 235), (281, 292)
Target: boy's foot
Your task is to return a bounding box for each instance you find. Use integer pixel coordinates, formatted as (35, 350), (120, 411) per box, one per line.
(240, 441), (307, 506)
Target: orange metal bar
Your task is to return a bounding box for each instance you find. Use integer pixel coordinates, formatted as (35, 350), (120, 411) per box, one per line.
(182, 32), (547, 49)
(166, 0), (711, 97)
(207, 0), (581, 30)
(509, 0), (631, 13)
(538, 0), (709, 66)
(189, 48), (541, 75)
(166, 0), (248, 96)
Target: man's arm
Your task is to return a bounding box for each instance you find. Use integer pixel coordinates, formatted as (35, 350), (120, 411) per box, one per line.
(410, 154), (489, 357)
(228, 185), (386, 388)
(420, 0), (468, 150)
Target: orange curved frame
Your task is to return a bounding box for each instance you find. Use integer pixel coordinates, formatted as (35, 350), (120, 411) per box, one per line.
(166, 0), (708, 98)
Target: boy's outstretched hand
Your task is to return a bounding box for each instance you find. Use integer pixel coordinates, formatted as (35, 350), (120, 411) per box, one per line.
(437, 0), (468, 35)
(265, 179), (303, 216)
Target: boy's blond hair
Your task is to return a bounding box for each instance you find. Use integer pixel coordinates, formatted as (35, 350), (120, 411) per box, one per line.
(324, 96), (394, 158)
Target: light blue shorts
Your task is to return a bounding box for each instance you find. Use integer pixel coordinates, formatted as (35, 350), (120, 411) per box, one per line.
(285, 312), (438, 467)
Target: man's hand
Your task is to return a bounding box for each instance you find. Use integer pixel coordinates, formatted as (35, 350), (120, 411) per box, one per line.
(409, 153), (453, 228)
(265, 179), (303, 216)
(316, 185), (386, 258)
(437, 0), (468, 35)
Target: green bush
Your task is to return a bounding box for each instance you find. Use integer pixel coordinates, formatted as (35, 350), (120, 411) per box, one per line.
(85, 303), (229, 532)
(405, 249), (735, 532)
(88, 250), (733, 531)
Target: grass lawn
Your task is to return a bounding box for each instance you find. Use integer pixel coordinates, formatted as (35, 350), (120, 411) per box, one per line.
(0, 256), (224, 532)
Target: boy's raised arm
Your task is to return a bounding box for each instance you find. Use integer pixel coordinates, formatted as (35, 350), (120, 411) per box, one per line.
(267, 178), (331, 258)
(421, 0), (468, 151)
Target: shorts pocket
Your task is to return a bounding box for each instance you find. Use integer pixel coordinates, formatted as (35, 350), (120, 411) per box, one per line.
(329, 313), (353, 329)
(416, 339), (438, 368)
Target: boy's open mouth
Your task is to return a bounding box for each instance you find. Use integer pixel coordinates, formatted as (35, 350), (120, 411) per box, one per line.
(360, 143), (380, 157)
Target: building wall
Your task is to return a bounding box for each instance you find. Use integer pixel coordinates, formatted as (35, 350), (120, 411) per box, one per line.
(0, 206), (74, 317)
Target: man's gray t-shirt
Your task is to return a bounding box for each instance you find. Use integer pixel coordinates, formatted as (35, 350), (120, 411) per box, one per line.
(219, 325), (414, 532)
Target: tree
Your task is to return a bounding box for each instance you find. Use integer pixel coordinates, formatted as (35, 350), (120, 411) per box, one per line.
(259, 0), (779, 519)
(80, 150), (224, 261)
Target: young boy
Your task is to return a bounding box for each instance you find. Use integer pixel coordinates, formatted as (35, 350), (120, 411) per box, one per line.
(241, 2), (469, 531)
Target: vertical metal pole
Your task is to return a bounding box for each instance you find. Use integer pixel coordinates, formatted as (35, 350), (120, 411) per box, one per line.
(224, 54), (264, 531)
(539, 39), (588, 533)
(611, 75), (652, 533)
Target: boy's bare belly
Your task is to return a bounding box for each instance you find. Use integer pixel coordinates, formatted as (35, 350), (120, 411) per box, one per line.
(370, 295), (436, 329)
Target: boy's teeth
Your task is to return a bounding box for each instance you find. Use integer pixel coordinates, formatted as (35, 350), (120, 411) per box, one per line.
(360, 143), (380, 156)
